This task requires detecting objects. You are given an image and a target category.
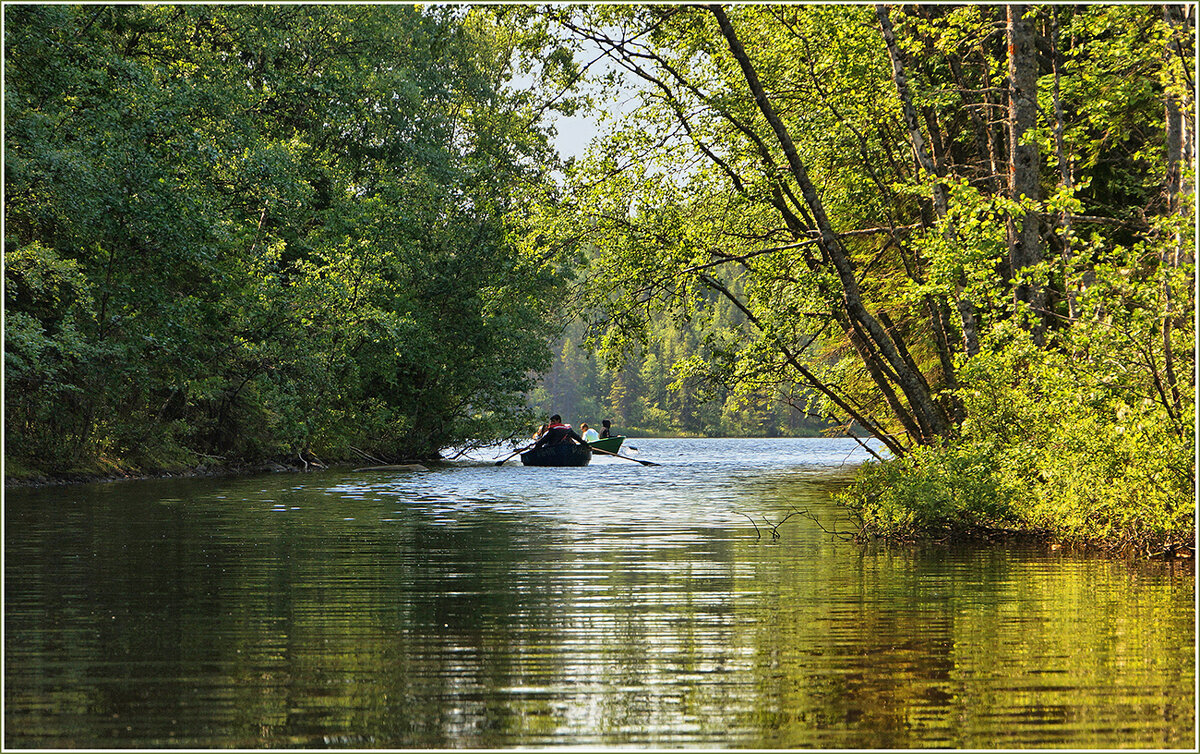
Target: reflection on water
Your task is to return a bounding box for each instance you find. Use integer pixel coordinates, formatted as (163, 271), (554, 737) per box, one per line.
(5, 438), (1194, 748)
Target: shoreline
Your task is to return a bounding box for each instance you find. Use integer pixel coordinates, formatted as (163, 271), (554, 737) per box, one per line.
(5, 461), (331, 489)
(3, 456), (438, 490)
(7, 453), (1191, 564)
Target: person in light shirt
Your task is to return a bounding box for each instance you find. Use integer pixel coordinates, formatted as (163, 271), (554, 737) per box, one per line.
(580, 423), (600, 443)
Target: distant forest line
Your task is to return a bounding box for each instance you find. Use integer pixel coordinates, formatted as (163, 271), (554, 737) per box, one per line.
(530, 319), (840, 439)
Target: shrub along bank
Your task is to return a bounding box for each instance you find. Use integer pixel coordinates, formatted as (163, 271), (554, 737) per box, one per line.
(838, 324), (1194, 556)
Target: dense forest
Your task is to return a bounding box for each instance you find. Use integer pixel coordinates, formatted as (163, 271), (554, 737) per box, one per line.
(4, 4), (1195, 553)
(5, 5), (577, 474)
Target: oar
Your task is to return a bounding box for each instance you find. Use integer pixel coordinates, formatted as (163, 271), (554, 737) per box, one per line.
(495, 444), (534, 466)
(589, 445), (660, 466)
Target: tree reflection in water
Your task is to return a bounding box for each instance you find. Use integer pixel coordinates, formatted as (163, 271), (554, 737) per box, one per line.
(5, 439), (1194, 748)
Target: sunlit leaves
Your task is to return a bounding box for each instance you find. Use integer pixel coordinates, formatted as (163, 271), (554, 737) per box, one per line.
(539, 3), (1192, 546)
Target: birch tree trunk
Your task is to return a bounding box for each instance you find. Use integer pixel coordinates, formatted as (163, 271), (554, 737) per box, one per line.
(876, 4), (981, 359)
(1161, 4), (1192, 417)
(1006, 4), (1045, 343)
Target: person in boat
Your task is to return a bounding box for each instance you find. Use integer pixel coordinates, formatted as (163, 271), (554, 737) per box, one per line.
(600, 419), (613, 439)
(581, 423), (600, 443)
(532, 423), (548, 442)
(534, 415), (585, 448)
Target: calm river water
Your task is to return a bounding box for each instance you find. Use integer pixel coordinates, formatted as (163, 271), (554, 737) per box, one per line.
(5, 438), (1194, 748)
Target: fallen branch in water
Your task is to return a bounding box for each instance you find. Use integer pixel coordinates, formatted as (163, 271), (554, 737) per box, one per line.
(736, 511), (762, 540)
(299, 451), (327, 471)
(738, 509), (804, 541)
(763, 510), (805, 540)
(349, 446), (386, 465)
(792, 506), (856, 541)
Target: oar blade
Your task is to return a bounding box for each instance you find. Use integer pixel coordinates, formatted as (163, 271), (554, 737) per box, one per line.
(589, 445), (660, 466)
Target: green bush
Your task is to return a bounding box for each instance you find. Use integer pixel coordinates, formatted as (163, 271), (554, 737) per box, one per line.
(841, 320), (1194, 554)
(842, 444), (1018, 540)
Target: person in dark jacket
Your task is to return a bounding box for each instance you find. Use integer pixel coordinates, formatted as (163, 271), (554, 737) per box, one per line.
(534, 414), (585, 448)
(600, 419), (613, 439)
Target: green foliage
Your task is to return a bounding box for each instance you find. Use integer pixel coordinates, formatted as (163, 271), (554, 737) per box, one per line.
(843, 444), (1018, 540)
(5, 5), (566, 474)
(537, 4), (1193, 549)
(4, 243), (102, 461)
(843, 302), (1194, 553)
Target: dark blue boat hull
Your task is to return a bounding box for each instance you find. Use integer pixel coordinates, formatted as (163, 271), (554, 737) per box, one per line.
(520, 443), (592, 467)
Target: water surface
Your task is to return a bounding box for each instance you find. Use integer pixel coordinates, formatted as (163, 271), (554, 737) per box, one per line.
(5, 438), (1194, 748)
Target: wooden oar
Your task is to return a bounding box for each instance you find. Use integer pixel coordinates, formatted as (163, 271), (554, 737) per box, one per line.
(495, 444), (535, 466)
(589, 445), (660, 466)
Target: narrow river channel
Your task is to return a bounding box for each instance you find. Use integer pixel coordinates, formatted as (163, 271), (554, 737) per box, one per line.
(5, 438), (1194, 748)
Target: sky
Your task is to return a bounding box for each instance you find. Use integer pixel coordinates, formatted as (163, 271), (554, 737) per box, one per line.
(552, 111), (603, 162)
(510, 31), (640, 165)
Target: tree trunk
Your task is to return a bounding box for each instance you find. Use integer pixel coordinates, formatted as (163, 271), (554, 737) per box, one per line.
(876, 5), (944, 212)
(1161, 4), (1192, 418)
(876, 3), (981, 359)
(1163, 5), (1192, 258)
(1050, 7), (1080, 321)
(1006, 4), (1045, 343)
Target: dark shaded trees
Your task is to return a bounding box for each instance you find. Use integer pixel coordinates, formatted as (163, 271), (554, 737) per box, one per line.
(5, 5), (568, 473)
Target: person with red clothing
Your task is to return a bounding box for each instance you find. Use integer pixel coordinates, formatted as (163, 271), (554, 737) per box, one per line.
(534, 414), (585, 449)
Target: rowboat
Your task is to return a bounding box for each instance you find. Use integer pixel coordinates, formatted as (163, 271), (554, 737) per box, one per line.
(588, 435), (625, 454)
(520, 442), (592, 467)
